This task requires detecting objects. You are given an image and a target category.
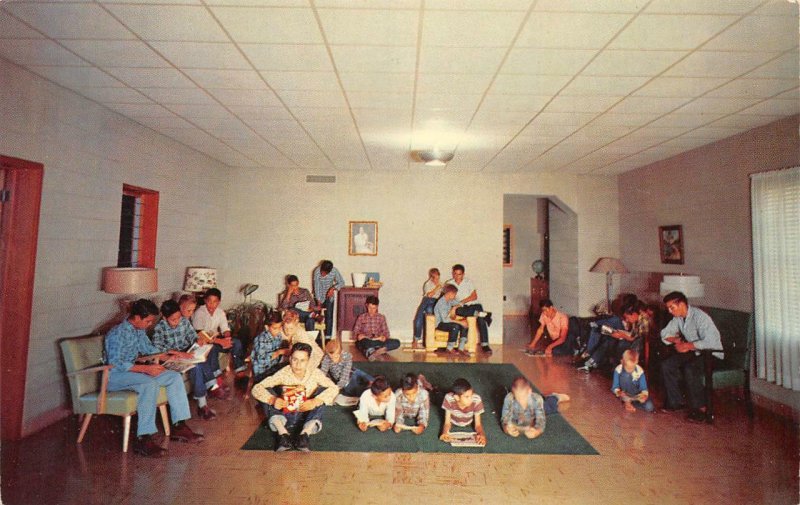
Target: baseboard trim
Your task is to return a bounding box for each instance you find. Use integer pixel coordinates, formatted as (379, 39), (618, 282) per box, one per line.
(22, 406), (70, 438)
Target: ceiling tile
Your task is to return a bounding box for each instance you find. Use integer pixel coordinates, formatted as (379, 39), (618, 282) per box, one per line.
(583, 50), (687, 76)
(4, 3), (134, 40)
(611, 15), (737, 50)
(133, 116), (197, 130)
(738, 99), (800, 116)
(229, 105), (293, 120)
(645, 0), (759, 14)
(73, 86), (152, 104)
(317, 0), (420, 8)
(420, 47), (506, 73)
(339, 72), (415, 92)
(673, 96), (761, 115)
(744, 51), (799, 79)
(607, 96), (690, 114)
(704, 15), (799, 52)
(275, 90), (347, 108)
(241, 44), (333, 71)
(27, 65), (124, 88)
(491, 74), (570, 95)
(534, 0), (644, 13)
(211, 7), (323, 44)
(352, 108), (412, 128)
(502, 48), (596, 74)
(184, 69), (266, 89)
(105, 5), (229, 42)
(346, 91), (412, 109)
(105, 67), (196, 88)
(646, 113), (724, 129)
(61, 40), (169, 67)
(0, 40), (89, 66)
(415, 93), (483, 110)
(292, 107), (352, 122)
(561, 75), (650, 96)
(426, 0), (529, 10)
(138, 87), (216, 105)
(705, 79), (798, 99)
(633, 76), (730, 97)
(167, 103), (234, 118)
(318, 9), (418, 46)
(754, 0), (800, 16)
(517, 12), (632, 49)
(151, 41), (250, 69)
(263, 71), (341, 91)
(414, 108), (474, 128)
(589, 113), (661, 128)
(709, 113), (785, 129)
(332, 46), (417, 72)
(481, 93), (550, 111)
(546, 95), (621, 113)
(422, 10), (525, 47)
(0, 11), (45, 38)
(106, 103), (170, 117)
(416, 73), (492, 94)
(664, 51), (780, 77)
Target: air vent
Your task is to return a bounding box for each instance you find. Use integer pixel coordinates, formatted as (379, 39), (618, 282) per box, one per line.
(306, 175), (336, 184)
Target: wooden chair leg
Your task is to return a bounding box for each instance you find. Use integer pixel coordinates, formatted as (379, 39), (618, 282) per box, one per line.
(744, 372), (754, 419)
(122, 415), (131, 453)
(703, 352), (715, 424)
(159, 405), (170, 436)
(77, 413), (93, 443)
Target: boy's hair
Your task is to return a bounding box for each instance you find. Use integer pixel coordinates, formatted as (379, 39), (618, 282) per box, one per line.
(511, 376), (531, 391)
(291, 342), (312, 357)
(622, 349), (640, 363)
(539, 298), (554, 309)
(451, 378), (472, 395)
(325, 339), (342, 354)
(622, 304), (639, 316)
(452, 264), (465, 273)
(178, 294), (196, 306)
(285, 274), (299, 284)
(402, 373), (419, 391)
(442, 284), (459, 295)
(428, 267), (440, 277)
(320, 260), (333, 274)
(663, 291), (688, 305)
(205, 288), (222, 300)
(160, 299), (180, 318)
(370, 375), (390, 395)
(282, 309), (300, 323)
(365, 295), (380, 306)
(266, 311), (283, 326)
(129, 299), (159, 319)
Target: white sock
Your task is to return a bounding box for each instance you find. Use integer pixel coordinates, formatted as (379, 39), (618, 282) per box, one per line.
(197, 396), (207, 408)
(210, 384), (219, 391)
(273, 418), (289, 436)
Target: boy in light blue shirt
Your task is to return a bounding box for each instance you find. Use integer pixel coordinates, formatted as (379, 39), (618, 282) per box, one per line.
(612, 350), (654, 413)
(433, 284), (469, 356)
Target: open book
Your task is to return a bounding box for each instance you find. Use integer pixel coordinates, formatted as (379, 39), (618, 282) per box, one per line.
(161, 343), (214, 373)
(448, 431), (485, 447)
(198, 330), (220, 341)
(601, 325), (632, 339)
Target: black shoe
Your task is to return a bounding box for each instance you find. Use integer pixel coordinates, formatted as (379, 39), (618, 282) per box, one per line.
(481, 345), (493, 355)
(276, 433), (293, 452)
(295, 433), (310, 452)
(660, 404), (686, 413)
(687, 409), (707, 424)
(133, 435), (166, 458)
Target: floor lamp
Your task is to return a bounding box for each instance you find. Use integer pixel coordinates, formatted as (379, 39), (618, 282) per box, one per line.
(590, 257), (629, 313)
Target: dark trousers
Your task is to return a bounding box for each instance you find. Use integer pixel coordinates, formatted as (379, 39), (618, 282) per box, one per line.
(437, 322), (468, 347)
(295, 309), (318, 331)
(206, 338), (245, 372)
(322, 298), (334, 336)
(661, 351), (706, 410)
(356, 337), (401, 358)
(413, 297), (438, 340)
(455, 304), (488, 345)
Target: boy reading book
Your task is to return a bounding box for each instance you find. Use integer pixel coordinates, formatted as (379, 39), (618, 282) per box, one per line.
(440, 378), (486, 446)
(354, 376), (396, 432)
(393, 373), (430, 434)
(500, 376), (570, 439)
(320, 339), (374, 406)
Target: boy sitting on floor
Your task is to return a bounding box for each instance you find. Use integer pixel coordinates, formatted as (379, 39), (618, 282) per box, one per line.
(248, 312), (289, 404)
(353, 296), (401, 361)
(440, 378), (486, 446)
(354, 376), (396, 432)
(612, 350), (654, 413)
(320, 339), (375, 406)
(393, 373), (430, 435)
(501, 376), (570, 439)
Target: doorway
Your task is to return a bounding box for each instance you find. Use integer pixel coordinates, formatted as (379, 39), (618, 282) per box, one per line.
(0, 154), (44, 441)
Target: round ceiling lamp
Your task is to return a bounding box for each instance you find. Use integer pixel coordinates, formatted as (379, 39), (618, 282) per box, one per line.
(414, 149), (455, 167)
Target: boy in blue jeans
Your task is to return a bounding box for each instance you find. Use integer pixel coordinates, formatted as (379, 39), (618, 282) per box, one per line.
(320, 339), (374, 406)
(433, 284), (469, 356)
(412, 268), (442, 347)
(612, 350), (654, 412)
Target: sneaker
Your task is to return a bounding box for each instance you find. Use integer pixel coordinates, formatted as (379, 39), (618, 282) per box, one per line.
(133, 435), (166, 458)
(209, 387), (229, 400)
(576, 363), (595, 373)
(276, 433), (293, 452)
(334, 394), (360, 407)
(170, 422), (204, 444)
(368, 347), (387, 362)
(198, 405), (217, 420)
(295, 433), (311, 452)
(457, 349), (471, 357)
(687, 409), (708, 424)
(434, 348), (451, 355)
(660, 404), (686, 413)
(481, 345), (493, 355)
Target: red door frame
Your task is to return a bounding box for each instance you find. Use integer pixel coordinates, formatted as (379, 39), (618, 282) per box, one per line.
(0, 154), (43, 441)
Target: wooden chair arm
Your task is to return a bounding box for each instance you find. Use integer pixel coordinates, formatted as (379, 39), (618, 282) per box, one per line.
(67, 364), (112, 414)
(67, 364), (113, 376)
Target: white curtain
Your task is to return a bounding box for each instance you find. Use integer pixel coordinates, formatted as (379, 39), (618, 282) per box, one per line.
(751, 166), (800, 390)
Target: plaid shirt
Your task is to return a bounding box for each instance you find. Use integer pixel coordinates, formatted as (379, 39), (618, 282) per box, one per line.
(633, 313), (652, 341)
(251, 330), (287, 377)
(320, 351), (353, 389)
(151, 318), (197, 353)
(278, 287), (315, 311)
(353, 312), (390, 338)
(394, 387), (430, 426)
(501, 392), (546, 431)
(105, 320), (159, 373)
(312, 266), (345, 302)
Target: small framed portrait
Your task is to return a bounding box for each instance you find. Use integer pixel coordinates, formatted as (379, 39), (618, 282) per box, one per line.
(659, 225), (684, 264)
(349, 221), (378, 256)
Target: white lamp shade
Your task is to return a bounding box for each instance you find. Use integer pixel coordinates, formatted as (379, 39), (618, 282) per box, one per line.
(660, 275), (705, 298)
(102, 267), (158, 294)
(184, 267), (217, 292)
(589, 257), (629, 274)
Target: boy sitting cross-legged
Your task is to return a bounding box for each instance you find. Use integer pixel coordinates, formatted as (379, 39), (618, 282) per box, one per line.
(612, 349), (654, 413)
(354, 376), (396, 432)
(393, 373), (430, 435)
(440, 378), (486, 446)
(320, 339), (375, 407)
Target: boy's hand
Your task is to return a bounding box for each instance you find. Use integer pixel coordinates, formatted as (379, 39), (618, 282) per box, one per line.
(215, 337), (233, 349)
(358, 422), (368, 432)
(273, 398), (287, 410)
(413, 425), (425, 435)
(439, 432), (451, 442)
(526, 428), (543, 439)
(636, 392), (648, 402)
(141, 364), (166, 376)
(298, 398), (319, 412)
(393, 424), (403, 433)
(475, 432), (487, 445)
(377, 420), (391, 432)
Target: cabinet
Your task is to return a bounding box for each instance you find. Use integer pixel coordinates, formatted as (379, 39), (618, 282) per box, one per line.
(530, 278), (549, 319)
(337, 287), (380, 339)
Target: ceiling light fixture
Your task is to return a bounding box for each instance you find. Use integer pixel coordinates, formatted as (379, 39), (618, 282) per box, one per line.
(414, 149), (455, 167)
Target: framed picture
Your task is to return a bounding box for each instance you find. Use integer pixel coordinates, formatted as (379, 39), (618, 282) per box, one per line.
(503, 224), (513, 267)
(349, 221), (378, 256)
(659, 225), (684, 264)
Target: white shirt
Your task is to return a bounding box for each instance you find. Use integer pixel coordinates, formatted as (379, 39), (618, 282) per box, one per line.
(191, 304), (230, 334)
(353, 389), (396, 425)
(447, 277), (479, 305)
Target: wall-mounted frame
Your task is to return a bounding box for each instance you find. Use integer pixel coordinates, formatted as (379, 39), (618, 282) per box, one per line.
(503, 224), (513, 267)
(349, 221), (378, 256)
(659, 225), (684, 264)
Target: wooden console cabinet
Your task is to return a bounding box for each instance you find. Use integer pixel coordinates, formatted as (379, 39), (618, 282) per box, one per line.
(337, 287), (380, 339)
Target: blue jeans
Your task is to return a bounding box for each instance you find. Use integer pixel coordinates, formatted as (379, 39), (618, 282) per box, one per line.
(413, 297), (438, 341)
(356, 337), (401, 358)
(207, 339), (245, 374)
(107, 369), (190, 437)
(188, 360), (217, 399)
(618, 370), (655, 412)
(296, 309), (318, 332)
(322, 298), (334, 336)
(340, 368), (375, 397)
(455, 304), (488, 345)
(265, 386), (328, 434)
(437, 322), (468, 351)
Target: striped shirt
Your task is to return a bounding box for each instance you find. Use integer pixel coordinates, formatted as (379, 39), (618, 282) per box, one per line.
(312, 266), (345, 303)
(442, 392), (484, 427)
(151, 318), (197, 353)
(395, 387), (430, 427)
(319, 351), (354, 389)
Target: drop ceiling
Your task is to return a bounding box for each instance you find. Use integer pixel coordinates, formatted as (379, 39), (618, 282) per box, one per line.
(0, 0), (797, 174)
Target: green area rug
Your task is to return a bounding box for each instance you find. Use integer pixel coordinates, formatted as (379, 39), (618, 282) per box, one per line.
(241, 362), (598, 455)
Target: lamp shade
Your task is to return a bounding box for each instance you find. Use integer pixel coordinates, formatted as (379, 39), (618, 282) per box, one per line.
(660, 275), (705, 298)
(589, 257), (629, 274)
(184, 267), (217, 292)
(102, 267), (158, 294)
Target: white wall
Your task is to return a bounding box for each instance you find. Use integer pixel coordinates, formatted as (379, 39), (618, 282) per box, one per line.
(0, 58), (230, 434)
(502, 195), (542, 315)
(549, 200), (579, 315)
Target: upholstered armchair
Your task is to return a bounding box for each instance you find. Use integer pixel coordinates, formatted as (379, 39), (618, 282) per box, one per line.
(424, 315), (478, 354)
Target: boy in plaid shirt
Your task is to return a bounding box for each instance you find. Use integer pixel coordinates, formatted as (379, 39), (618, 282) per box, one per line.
(393, 373), (430, 435)
(353, 296), (400, 361)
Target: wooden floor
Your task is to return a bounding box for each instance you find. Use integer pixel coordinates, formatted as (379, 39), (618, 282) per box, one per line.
(2, 317), (798, 504)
